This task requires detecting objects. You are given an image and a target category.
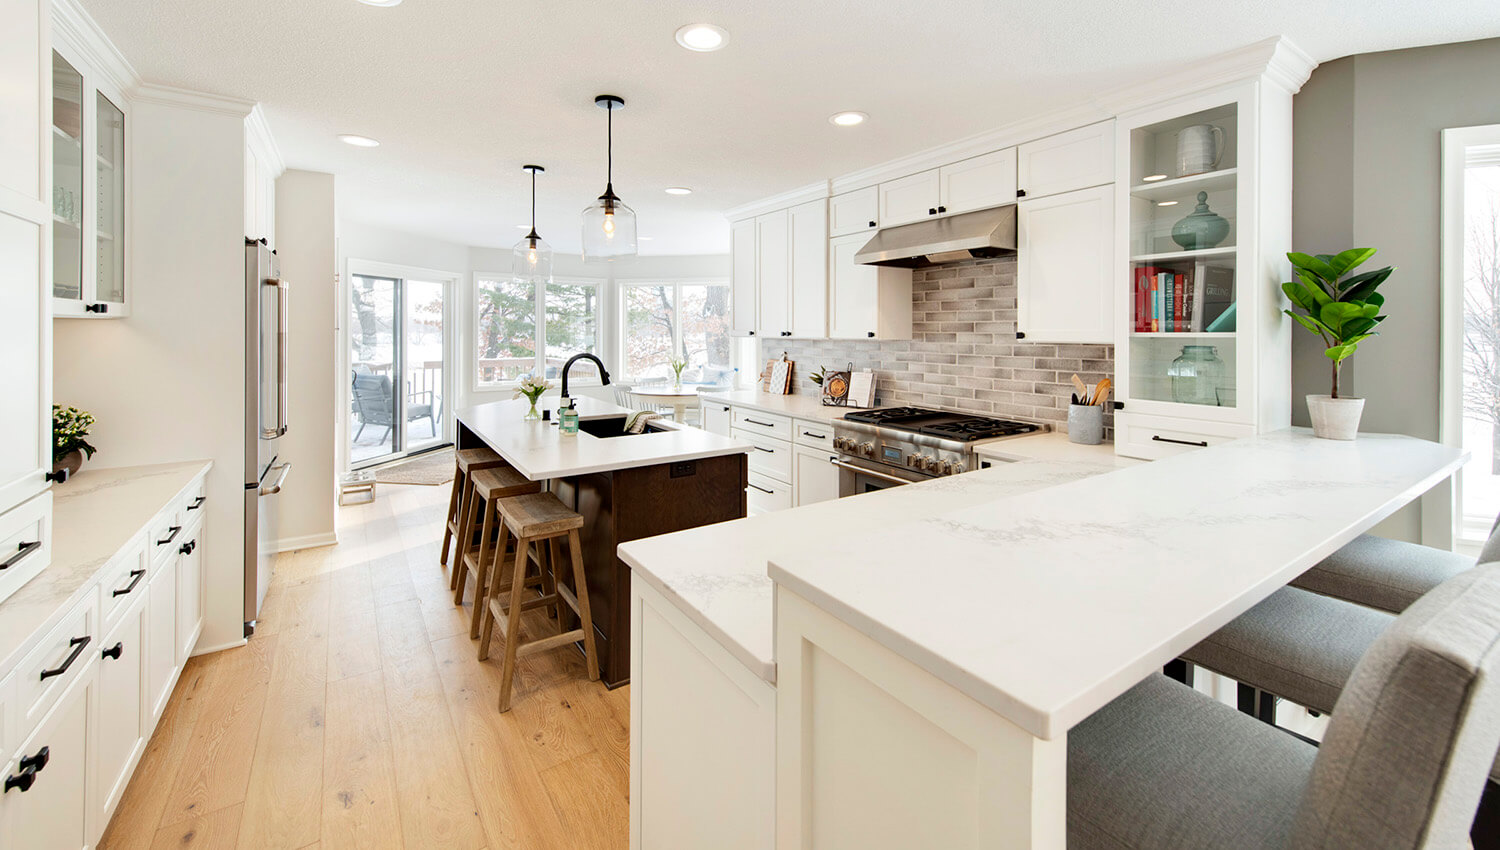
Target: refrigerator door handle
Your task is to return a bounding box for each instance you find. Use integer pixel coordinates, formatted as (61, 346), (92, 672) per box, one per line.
(259, 462), (292, 496)
(262, 277), (289, 438)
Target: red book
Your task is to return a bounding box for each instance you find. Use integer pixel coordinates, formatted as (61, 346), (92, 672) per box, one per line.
(1174, 273), (1186, 332)
(1134, 267), (1147, 331)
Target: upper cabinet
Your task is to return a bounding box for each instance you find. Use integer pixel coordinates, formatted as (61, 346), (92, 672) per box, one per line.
(730, 218), (757, 336)
(828, 186), (878, 237)
(732, 199), (829, 339)
(1017, 184), (1114, 344)
(1016, 120), (1115, 200)
(879, 148), (1019, 227)
(755, 209), (791, 337)
(787, 199), (828, 338)
(828, 233), (912, 340)
(51, 41), (129, 318)
(878, 169), (942, 227)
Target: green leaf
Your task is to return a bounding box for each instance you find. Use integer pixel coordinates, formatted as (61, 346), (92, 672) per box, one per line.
(1320, 301), (1363, 332)
(1285, 310), (1332, 338)
(1325, 343), (1359, 363)
(1340, 266), (1394, 299)
(1299, 271), (1334, 305)
(1282, 281), (1318, 313)
(1329, 247), (1377, 278)
(1289, 252), (1339, 283)
(1364, 292), (1386, 309)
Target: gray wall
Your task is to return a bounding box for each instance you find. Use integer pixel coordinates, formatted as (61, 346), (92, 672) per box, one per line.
(1293, 37), (1500, 539)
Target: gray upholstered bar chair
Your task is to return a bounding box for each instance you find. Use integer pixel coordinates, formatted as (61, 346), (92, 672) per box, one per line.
(1289, 518), (1500, 615)
(1069, 562), (1500, 849)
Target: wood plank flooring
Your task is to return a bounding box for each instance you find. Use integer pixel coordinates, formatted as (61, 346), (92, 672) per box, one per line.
(99, 482), (630, 850)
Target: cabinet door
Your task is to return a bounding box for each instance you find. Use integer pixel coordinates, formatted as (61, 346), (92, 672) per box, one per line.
(93, 87), (126, 310)
(829, 187), (878, 237)
(176, 524), (204, 664)
(788, 199), (827, 338)
(938, 148), (1017, 215)
(828, 232), (877, 339)
(702, 402), (732, 437)
(878, 169), (940, 227)
(755, 209), (790, 337)
(95, 601), (145, 821)
(0, 211), (48, 516)
(1016, 184), (1115, 343)
(49, 49), (85, 310)
(0, 0), (42, 203)
(146, 562), (177, 722)
(3, 673), (91, 850)
(1016, 121), (1115, 200)
(730, 218), (757, 337)
(793, 446), (840, 507)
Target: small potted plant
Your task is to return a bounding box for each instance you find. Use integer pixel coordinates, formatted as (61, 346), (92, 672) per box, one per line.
(513, 375), (552, 420)
(669, 356), (688, 390)
(1281, 248), (1392, 440)
(52, 405), (97, 478)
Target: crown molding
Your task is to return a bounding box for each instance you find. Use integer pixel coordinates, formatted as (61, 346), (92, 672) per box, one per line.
(245, 104), (285, 177)
(51, 0), (141, 95)
(1095, 35), (1316, 115)
(133, 84), (256, 118)
(724, 180), (830, 222)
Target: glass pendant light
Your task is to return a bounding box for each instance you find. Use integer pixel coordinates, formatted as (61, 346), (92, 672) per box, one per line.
(513, 164), (552, 284)
(581, 94), (637, 261)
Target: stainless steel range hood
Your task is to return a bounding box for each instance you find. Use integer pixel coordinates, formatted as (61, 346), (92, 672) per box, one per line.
(853, 205), (1017, 268)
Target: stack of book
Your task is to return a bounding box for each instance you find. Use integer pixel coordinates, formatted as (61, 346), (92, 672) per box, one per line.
(1133, 263), (1236, 333)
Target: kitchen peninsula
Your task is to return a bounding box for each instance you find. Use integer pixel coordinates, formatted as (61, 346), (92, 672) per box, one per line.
(620, 429), (1466, 848)
(456, 396), (751, 685)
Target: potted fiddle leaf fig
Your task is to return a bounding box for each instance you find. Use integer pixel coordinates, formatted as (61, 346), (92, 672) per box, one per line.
(1281, 248), (1392, 440)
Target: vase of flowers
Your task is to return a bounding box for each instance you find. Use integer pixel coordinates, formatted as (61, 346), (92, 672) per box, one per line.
(669, 356), (687, 390)
(52, 405), (97, 479)
(513, 376), (552, 420)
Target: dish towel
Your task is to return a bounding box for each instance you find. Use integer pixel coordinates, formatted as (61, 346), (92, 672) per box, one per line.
(626, 410), (659, 434)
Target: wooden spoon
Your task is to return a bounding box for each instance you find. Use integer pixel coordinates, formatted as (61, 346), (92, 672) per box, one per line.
(1090, 378), (1112, 406)
(1071, 374), (1088, 401)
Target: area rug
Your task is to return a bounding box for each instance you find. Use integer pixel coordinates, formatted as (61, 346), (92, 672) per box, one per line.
(374, 448), (455, 486)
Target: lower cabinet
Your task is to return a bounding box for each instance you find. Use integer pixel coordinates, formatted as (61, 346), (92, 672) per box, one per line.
(3, 667), (93, 850)
(175, 520), (205, 665)
(146, 554), (178, 723)
(701, 401), (732, 437)
(95, 598), (146, 821)
(793, 446), (840, 506)
(746, 472), (793, 515)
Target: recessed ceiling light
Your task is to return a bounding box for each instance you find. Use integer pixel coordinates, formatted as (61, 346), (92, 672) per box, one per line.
(355, 0), (402, 6)
(1156, 200), (1179, 207)
(1142, 173), (1168, 182)
(829, 111), (867, 127)
(338, 134), (380, 147)
(675, 24), (727, 52)
(665, 187), (693, 195)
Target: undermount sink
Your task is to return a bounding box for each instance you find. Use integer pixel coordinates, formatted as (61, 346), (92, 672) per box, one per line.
(577, 416), (662, 439)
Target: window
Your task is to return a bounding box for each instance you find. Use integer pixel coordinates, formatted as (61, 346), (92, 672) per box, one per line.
(621, 281), (733, 384)
(475, 276), (600, 386)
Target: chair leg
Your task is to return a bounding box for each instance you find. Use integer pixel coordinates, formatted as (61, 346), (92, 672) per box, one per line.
(439, 467), (464, 566)
(470, 509), (504, 639)
(355, 421), (367, 441)
(478, 521), (511, 643)
(480, 534), (523, 663)
(566, 529), (600, 682)
(450, 483), (477, 592)
(458, 495), (496, 607)
(546, 538), (565, 623)
(498, 537), (533, 712)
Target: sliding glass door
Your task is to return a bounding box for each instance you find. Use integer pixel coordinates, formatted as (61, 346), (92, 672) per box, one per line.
(349, 273), (449, 467)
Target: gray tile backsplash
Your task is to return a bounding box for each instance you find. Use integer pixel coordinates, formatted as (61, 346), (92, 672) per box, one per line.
(770, 257), (1114, 432)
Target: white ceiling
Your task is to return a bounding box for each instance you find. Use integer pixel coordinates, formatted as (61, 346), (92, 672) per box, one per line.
(81, 0), (1500, 256)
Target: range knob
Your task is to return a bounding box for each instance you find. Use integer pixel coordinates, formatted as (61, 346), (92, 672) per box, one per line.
(906, 453), (921, 469)
(833, 437), (849, 451)
(937, 460), (954, 475)
(859, 442), (875, 458)
(952, 461), (966, 474)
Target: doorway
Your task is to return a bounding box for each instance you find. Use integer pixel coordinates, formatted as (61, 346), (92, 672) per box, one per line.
(348, 270), (451, 468)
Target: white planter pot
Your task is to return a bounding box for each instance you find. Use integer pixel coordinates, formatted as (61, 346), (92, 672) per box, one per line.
(1307, 395), (1365, 441)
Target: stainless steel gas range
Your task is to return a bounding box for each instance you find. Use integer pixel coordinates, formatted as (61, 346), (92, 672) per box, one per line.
(832, 406), (1045, 496)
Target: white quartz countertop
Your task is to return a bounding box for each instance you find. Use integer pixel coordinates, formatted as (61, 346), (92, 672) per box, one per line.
(618, 457), (1128, 683)
(976, 432), (1143, 468)
(457, 397), (752, 480)
(768, 429), (1466, 739)
(0, 460), (212, 674)
(698, 389), (854, 423)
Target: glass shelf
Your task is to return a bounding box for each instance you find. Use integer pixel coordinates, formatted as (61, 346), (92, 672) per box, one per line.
(1130, 168), (1237, 202)
(52, 51), (83, 302)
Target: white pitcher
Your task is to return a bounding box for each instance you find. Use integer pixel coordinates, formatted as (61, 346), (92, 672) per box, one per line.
(1176, 124), (1224, 176)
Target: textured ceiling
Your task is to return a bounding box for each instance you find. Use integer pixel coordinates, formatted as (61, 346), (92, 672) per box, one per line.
(80, 0), (1500, 255)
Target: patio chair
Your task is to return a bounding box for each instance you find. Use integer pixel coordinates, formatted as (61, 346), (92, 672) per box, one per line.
(351, 373), (437, 442)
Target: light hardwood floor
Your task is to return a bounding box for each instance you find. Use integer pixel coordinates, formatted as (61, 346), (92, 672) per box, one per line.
(98, 481), (630, 850)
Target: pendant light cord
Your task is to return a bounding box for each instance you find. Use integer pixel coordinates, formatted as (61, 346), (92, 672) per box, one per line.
(606, 102), (614, 187)
(530, 167), (536, 230)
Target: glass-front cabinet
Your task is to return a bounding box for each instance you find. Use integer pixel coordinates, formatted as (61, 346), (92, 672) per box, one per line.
(50, 44), (128, 318)
(1113, 80), (1294, 459)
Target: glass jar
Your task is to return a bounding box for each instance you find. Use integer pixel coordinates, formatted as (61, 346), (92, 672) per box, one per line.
(1169, 345), (1225, 406)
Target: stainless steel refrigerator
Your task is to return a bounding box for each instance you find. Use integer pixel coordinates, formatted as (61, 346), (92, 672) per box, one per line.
(245, 239), (289, 634)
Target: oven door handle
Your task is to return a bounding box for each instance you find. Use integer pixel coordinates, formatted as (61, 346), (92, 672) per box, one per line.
(830, 457), (920, 486)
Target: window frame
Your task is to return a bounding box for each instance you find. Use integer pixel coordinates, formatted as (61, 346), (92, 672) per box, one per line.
(472, 272), (604, 390)
(617, 278), (732, 383)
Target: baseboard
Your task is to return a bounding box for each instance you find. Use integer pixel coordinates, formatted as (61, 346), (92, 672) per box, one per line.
(191, 637), (247, 656)
(274, 531), (338, 553)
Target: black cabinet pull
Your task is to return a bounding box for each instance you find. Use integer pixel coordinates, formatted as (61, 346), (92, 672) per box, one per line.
(85, 303), (109, 314)
(754, 446), (775, 453)
(180, 539), (197, 555)
(937, 205), (947, 213)
(19, 748), (48, 774)
(747, 330), (755, 336)
(1015, 331), (1027, 340)
(744, 418), (775, 428)
(4, 767), (35, 793)
(186, 496), (206, 511)
(157, 526), (182, 546)
(928, 207), (937, 215)
(102, 642), (124, 660)
(45, 468), (69, 483)
(1, 540), (41, 571)
(802, 431), (826, 439)
(868, 220), (876, 228)
(747, 483), (774, 494)
(866, 331), (876, 338)
(1151, 435), (1208, 448)
(39, 636), (90, 681)
(112, 568), (146, 597)
(1017, 189), (1027, 198)
(1113, 401), (1125, 410)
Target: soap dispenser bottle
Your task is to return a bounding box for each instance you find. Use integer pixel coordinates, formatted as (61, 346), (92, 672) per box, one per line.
(559, 398), (579, 436)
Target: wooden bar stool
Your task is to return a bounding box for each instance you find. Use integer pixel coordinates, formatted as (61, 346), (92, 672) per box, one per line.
(478, 492), (600, 712)
(452, 466), (540, 640)
(440, 447), (508, 570)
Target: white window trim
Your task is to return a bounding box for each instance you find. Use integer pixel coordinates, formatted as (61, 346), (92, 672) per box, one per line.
(617, 278), (732, 383)
(473, 272), (605, 391)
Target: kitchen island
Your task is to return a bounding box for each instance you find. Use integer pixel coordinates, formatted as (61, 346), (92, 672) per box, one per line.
(619, 428), (1466, 849)
(457, 396), (751, 686)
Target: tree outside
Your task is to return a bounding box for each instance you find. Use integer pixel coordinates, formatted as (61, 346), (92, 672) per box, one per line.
(1462, 162), (1500, 530)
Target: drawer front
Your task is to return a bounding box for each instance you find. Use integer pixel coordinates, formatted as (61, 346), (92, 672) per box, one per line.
(1115, 413), (1253, 460)
(180, 477), (208, 519)
(732, 408), (792, 441)
(0, 492), (51, 607)
(148, 507), (183, 568)
(14, 591), (98, 738)
(99, 536), (149, 630)
(793, 419), (835, 450)
(746, 472), (793, 515)
(735, 430), (793, 483)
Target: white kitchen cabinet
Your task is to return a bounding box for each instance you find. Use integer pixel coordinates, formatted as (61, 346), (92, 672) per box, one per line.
(1016, 120), (1115, 200)
(736, 429), (793, 484)
(793, 445), (840, 507)
(701, 401), (732, 437)
(878, 169), (941, 227)
(745, 472), (793, 515)
(175, 519), (205, 665)
(145, 553), (177, 723)
(1016, 184), (1115, 344)
(94, 597), (145, 822)
(756, 209), (790, 338)
(938, 148), (1018, 216)
(244, 140), (276, 248)
(730, 218), (758, 337)
(3, 668), (93, 850)
(829, 232), (912, 340)
(788, 199), (828, 338)
(829, 186), (879, 237)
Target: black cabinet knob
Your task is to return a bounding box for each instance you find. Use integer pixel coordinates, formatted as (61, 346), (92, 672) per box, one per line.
(19, 747), (48, 773)
(868, 220), (876, 228)
(866, 331), (876, 338)
(102, 642), (124, 660)
(45, 469), (69, 483)
(180, 539), (197, 555)
(937, 205), (947, 213)
(928, 207), (937, 216)
(1017, 189), (1027, 198)
(1016, 331), (1027, 340)
(4, 769), (34, 793)
(747, 330), (755, 336)
(1113, 401), (1125, 410)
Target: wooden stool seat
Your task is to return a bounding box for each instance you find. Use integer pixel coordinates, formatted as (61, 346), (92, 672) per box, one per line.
(479, 493), (600, 712)
(456, 446), (504, 473)
(469, 466), (538, 500)
(440, 448), (511, 568)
